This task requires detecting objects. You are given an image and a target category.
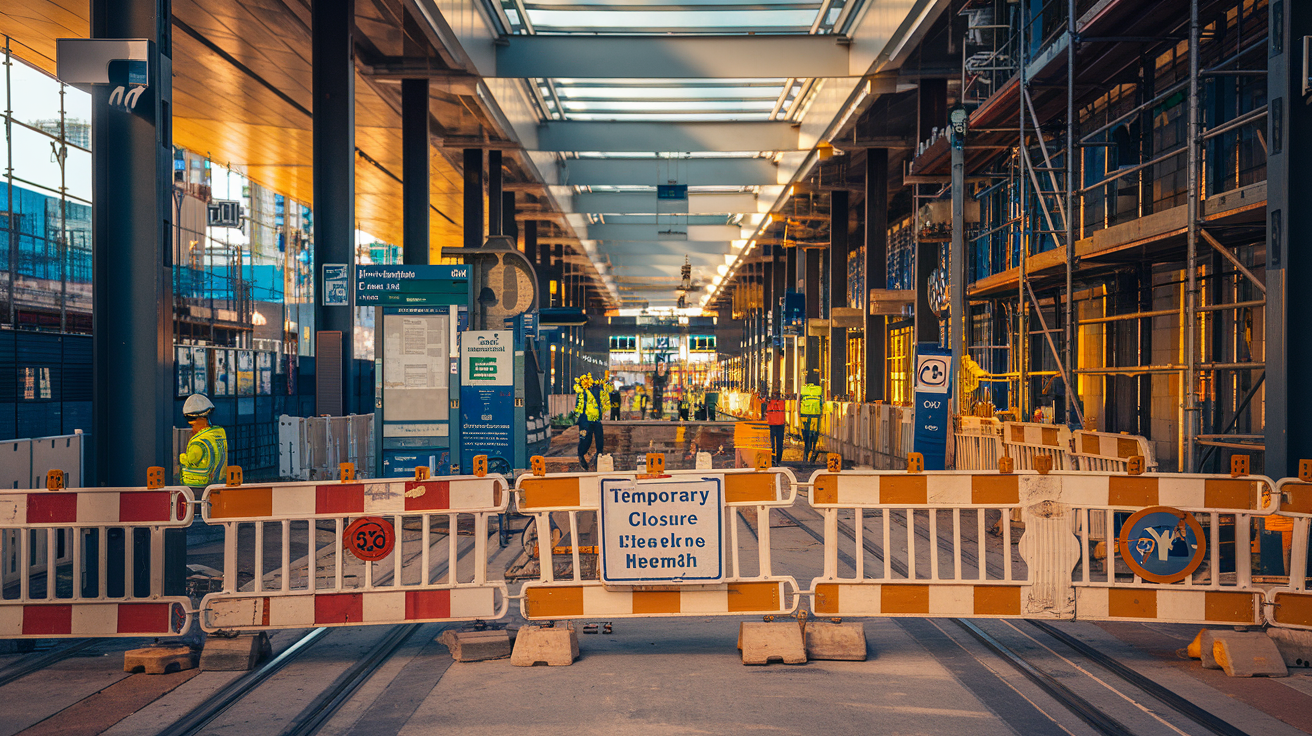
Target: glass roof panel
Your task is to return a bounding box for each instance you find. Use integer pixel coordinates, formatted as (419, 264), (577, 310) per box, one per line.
(562, 100), (775, 112)
(526, 9), (817, 31)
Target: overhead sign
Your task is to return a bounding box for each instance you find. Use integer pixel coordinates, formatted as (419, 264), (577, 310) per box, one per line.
(913, 344), (952, 470)
(323, 264), (349, 306)
(599, 477), (724, 584)
(357, 265), (468, 304)
(1117, 506), (1206, 583)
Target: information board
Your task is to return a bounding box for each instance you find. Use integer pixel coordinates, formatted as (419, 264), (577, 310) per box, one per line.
(382, 311), (451, 434)
(599, 477), (723, 584)
(913, 344), (952, 470)
(459, 330), (514, 464)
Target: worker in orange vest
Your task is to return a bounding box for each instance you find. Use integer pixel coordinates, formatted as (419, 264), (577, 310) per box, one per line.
(764, 391), (786, 466)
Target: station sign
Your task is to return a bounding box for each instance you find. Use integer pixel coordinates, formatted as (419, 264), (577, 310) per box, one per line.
(357, 265), (468, 304)
(599, 477), (724, 585)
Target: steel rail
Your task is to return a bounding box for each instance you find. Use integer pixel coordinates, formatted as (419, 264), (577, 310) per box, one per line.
(1027, 620), (1252, 736)
(0, 639), (96, 688)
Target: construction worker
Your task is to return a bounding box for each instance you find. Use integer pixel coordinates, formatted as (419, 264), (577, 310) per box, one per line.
(678, 391), (691, 421)
(633, 385), (649, 420)
(574, 373), (610, 470)
(609, 383), (622, 421)
(799, 372), (824, 463)
(765, 391), (786, 466)
(179, 394), (228, 489)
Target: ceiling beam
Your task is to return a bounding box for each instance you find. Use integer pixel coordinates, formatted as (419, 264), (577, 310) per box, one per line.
(494, 35), (853, 79)
(535, 122), (799, 153)
(574, 191), (760, 215)
(588, 224), (744, 241)
(562, 158), (780, 186)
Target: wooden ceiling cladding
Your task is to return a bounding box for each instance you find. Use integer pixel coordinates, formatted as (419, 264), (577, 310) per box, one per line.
(0, 0), (465, 260)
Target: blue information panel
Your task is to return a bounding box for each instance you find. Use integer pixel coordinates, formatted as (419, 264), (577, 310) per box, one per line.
(913, 344), (952, 470)
(1117, 507), (1206, 583)
(459, 331), (515, 467)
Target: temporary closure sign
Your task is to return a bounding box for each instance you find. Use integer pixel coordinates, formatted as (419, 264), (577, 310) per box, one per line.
(599, 477), (724, 585)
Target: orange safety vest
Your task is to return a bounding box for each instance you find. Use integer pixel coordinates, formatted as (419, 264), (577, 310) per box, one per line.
(765, 399), (786, 425)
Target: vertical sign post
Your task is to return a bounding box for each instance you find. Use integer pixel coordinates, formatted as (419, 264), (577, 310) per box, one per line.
(913, 345), (952, 470)
(460, 330), (515, 470)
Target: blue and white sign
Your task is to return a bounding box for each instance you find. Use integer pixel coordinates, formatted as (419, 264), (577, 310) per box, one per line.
(1117, 506), (1206, 583)
(459, 330), (514, 465)
(600, 477), (724, 584)
(913, 344), (952, 470)
(322, 264), (349, 306)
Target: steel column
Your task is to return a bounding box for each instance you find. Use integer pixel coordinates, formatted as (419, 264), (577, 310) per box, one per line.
(1183, 0), (1201, 471)
(90, 0), (173, 485)
(488, 149), (502, 238)
(865, 149), (888, 403)
(829, 190), (849, 399)
(402, 77), (429, 265)
(771, 242), (784, 394)
(312, 0), (357, 416)
(464, 148), (484, 249)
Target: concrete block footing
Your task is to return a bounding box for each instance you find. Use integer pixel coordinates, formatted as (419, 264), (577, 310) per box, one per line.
(1267, 627), (1312, 668)
(804, 621), (867, 661)
(199, 632), (271, 671)
(440, 629), (512, 662)
(1198, 630), (1224, 669)
(1211, 631), (1288, 677)
(738, 622), (807, 665)
(696, 452), (712, 469)
(511, 625), (579, 666)
(597, 454), (614, 472)
(124, 645), (197, 675)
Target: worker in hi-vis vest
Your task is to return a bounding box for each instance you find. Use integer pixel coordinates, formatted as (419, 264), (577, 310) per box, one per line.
(179, 394), (228, 489)
(765, 391), (786, 466)
(574, 373), (611, 470)
(799, 373), (824, 463)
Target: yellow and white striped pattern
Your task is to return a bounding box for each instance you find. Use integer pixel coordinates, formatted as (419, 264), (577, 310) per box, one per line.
(1072, 431), (1157, 472)
(807, 470), (1025, 507)
(1059, 472), (1278, 513)
(1074, 587), (1261, 625)
(516, 468), (797, 511)
(812, 583), (1025, 618)
(520, 579), (797, 619)
(1001, 421), (1074, 470)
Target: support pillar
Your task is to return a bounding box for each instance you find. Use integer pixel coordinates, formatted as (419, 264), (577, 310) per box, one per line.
(829, 190), (849, 400)
(865, 149), (888, 402)
(1266, 0), (1312, 477)
(488, 149), (502, 238)
(463, 148), (483, 250)
(90, 0), (173, 484)
(312, 0), (356, 416)
(771, 243), (783, 394)
(785, 245), (798, 393)
(762, 251), (774, 393)
(503, 192), (517, 246)
(401, 78), (429, 265)
(805, 247), (821, 382)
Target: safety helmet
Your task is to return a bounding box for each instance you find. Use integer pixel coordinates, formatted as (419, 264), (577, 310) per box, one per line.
(183, 393), (216, 418)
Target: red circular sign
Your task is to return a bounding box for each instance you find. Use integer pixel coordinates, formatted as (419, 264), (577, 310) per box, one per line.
(344, 517), (395, 561)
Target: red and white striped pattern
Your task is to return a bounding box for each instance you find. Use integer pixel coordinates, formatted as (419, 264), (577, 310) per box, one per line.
(204, 476), (509, 522)
(202, 586), (505, 630)
(0, 488), (193, 528)
(0, 600), (190, 637)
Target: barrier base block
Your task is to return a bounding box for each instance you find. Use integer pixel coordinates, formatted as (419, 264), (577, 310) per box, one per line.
(440, 629), (512, 662)
(1211, 632), (1288, 678)
(511, 625), (579, 666)
(199, 632), (270, 671)
(1267, 628), (1312, 668)
(1198, 630), (1226, 669)
(738, 622), (806, 665)
(804, 621), (867, 661)
(124, 646), (197, 675)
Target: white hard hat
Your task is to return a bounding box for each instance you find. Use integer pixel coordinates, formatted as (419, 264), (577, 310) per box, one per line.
(183, 393), (215, 418)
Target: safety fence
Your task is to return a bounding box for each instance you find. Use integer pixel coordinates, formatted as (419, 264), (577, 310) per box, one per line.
(548, 394), (574, 419)
(278, 414), (375, 481)
(1, 431), (87, 490)
(0, 479), (194, 638)
(198, 471), (509, 631)
(2, 456), (1311, 638)
(512, 464), (800, 620)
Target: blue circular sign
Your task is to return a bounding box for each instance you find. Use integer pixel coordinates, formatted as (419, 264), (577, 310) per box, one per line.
(1117, 506), (1206, 583)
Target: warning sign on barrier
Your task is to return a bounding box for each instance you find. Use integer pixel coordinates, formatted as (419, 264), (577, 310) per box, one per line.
(599, 477), (724, 585)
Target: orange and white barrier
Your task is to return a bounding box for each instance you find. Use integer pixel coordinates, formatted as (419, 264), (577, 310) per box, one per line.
(199, 475), (510, 632)
(0, 484), (194, 638)
(1071, 430), (1157, 472)
(805, 468), (1279, 626)
(1263, 477), (1312, 630)
(1001, 421), (1075, 470)
(515, 467), (801, 620)
(952, 416), (1004, 471)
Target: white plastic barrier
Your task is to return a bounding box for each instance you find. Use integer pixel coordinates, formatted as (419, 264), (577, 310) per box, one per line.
(952, 416), (1004, 471)
(0, 432), (87, 490)
(1072, 430), (1158, 472)
(199, 473), (509, 631)
(805, 468), (1278, 627)
(1265, 477), (1312, 630)
(1001, 421), (1075, 470)
(278, 414), (374, 481)
(513, 467), (800, 620)
(0, 483), (195, 638)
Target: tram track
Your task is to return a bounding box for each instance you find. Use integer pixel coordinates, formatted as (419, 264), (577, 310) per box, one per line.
(776, 501), (1253, 736)
(0, 639), (97, 689)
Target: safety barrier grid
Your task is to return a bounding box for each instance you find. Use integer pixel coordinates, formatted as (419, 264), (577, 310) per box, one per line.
(0, 482), (194, 638)
(806, 469), (1034, 619)
(198, 472), (509, 631)
(804, 466), (1282, 626)
(952, 416), (1004, 471)
(278, 414), (375, 481)
(1, 432), (88, 490)
(1071, 430), (1158, 473)
(513, 466), (800, 620)
(1265, 475), (1312, 630)
(1001, 422), (1075, 470)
